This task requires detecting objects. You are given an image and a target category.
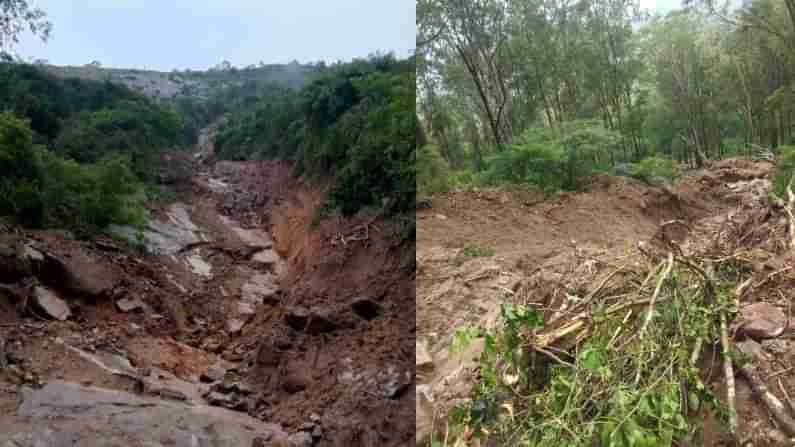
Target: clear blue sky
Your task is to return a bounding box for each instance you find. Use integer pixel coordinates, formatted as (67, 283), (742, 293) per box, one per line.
(14, 0), (416, 71)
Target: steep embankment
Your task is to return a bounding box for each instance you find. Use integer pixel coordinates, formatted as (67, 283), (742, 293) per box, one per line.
(0, 125), (415, 447)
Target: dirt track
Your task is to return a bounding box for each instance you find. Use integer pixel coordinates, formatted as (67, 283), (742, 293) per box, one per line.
(416, 159), (795, 446)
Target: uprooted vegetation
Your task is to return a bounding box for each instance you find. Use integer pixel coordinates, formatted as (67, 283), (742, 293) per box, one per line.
(418, 157), (795, 446)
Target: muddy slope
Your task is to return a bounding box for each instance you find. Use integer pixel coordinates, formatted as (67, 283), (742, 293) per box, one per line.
(213, 160), (416, 447)
(0, 133), (415, 446)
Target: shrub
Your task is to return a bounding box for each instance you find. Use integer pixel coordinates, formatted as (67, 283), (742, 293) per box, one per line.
(625, 155), (680, 184)
(0, 112), (146, 236)
(417, 144), (451, 196)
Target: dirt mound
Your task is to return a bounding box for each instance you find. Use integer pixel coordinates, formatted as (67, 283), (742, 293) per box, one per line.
(416, 159), (783, 445)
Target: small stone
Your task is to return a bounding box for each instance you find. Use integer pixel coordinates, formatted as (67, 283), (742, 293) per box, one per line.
(282, 372), (308, 394)
(287, 432), (313, 447)
(416, 340), (434, 371)
(205, 391), (236, 408)
(200, 364), (226, 383)
(762, 339), (790, 355)
(309, 413), (321, 423)
(31, 286), (71, 321)
(226, 318), (246, 336)
(737, 302), (787, 340)
(435, 214), (447, 220)
(116, 297), (145, 313)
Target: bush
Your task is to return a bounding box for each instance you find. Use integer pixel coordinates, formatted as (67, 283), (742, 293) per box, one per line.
(417, 144), (451, 196)
(624, 155), (680, 184)
(482, 134), (566, 193)
(0, 112), (145, 236)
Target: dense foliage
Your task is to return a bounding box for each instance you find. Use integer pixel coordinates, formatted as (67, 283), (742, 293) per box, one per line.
(0, 62), (191, 234)
(0, 112), (144, 234)
(417, 0), (795, 196)
(215, 54), (416, 216)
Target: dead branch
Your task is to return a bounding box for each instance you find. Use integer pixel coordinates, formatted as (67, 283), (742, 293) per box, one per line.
(639, 253), (674, 340)
(738, 361), (795, 436)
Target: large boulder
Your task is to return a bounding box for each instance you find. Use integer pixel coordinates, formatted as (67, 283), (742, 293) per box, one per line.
(44, 251), (119, 298)
(4, 381), (286, 446)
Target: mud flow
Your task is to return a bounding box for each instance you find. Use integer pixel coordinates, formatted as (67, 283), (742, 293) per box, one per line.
(0, 124), (415, 447)
(417, 159), (795, 446)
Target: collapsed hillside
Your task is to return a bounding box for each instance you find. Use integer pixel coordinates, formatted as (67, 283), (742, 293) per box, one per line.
(416, 159), (795, 446)
(0, 128), (415, 446)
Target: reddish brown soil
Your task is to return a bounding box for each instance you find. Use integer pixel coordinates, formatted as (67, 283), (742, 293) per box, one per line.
(215, 160), (416, 447)
(0, 153), (414, 446)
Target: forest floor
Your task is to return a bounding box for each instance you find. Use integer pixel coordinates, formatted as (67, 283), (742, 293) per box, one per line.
(416, 158), (795, 446)
(0, 125), (414, 447)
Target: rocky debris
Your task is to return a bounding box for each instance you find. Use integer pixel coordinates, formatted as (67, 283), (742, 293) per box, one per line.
(30, 286), (70, 321)
(203, 380), (253, 411)
(7, 381), (285, 446)
(736, 302), (788, 340)
(762, 339), (790, 355)
(416, 340), (434, 378)
(226, 318), (246, 335)
(44, 250), (119, 298)
(201, 363), (227, 383)
(252, 249), (279, 265)
(115, 296), (145, 312)
(287, 431), (313, 447)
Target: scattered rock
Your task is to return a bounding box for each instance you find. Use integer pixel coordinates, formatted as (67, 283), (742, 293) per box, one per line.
(736, 338), (766, 361)
(116, 296), (145, 312)
(282, 371), (309, 394)
(762, 339), (790, 355)
(737, 302), (787, 340)
(201, 364), (227, 383)
(30, 286), (70, 321)
(287, 432), (313, 447)
(205, 391), (238, 408)
(226, 318), (246, 335)
(251, 249), (279, 265)
(351, 297), (381, 320)
(435, 214), (447, 220)
(45, 251), (119, 298)
(416, 340), (434, 372)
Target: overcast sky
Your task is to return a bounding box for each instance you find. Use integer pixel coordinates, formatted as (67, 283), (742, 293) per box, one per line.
(14, 0), (415, 71)
(640, 0), (684, 11)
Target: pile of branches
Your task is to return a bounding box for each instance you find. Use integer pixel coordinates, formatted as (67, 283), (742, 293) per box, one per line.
(462, 236), (795, 446)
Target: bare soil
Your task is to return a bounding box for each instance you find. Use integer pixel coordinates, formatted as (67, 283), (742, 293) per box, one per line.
(416, 159), (795, 446)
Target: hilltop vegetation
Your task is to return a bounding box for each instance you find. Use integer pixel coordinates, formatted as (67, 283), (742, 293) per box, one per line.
(0, 62), (186, 234)
(215, 54), (416, 217)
